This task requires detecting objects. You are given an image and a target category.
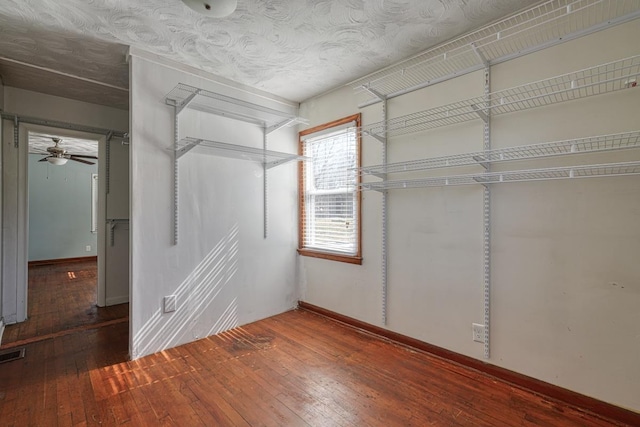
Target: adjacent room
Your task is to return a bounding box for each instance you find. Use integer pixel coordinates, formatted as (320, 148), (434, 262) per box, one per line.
(0, 0), (639, 425)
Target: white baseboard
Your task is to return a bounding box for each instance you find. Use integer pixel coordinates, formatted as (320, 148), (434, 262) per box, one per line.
(106, 295), (129, 306)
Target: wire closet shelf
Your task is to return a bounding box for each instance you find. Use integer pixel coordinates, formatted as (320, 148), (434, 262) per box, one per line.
(176, 137), (308, 168)
(361, 55), (640, 138)
(351, 0), (640, 103)
(359, 131), (640, 176)
(165, 83), (307, 129)
(360, 161), (640, 191)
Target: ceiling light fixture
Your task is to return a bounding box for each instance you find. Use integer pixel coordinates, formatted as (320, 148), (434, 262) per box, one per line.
(182, 0), (237, 18)
(47, 157), (68, 166)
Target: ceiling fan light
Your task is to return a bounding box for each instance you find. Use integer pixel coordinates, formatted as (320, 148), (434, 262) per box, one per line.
(182, 0), (237, 18)
(47, 157), (68, 166)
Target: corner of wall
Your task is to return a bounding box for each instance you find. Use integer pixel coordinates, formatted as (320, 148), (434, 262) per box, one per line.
(0, 74), (5, 109)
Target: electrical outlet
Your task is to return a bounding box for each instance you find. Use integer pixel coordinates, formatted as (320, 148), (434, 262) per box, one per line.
(85, 245), (91, 252)
(163, 295), (177, 313)
(472, 323), (485, 343)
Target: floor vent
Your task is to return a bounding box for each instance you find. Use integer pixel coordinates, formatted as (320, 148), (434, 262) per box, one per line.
(0, 347), (25, 364)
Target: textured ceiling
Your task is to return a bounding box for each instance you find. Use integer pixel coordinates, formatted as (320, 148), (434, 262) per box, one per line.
(29, 133), (99, 157)
(0, 0), (538, 108)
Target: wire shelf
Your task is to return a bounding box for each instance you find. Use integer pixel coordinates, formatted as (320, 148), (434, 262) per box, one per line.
(360, 161), (640, 190)
(359, 131), (640, 175)
(363, 55), (640, 138)
(165, 83), (307, 129)
(177, 137), (308, 169)
(351, 0), (640, 103)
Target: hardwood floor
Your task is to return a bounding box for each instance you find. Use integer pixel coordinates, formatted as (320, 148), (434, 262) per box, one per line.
(0, 308), (630, 426)
(1, 260), (128, 346)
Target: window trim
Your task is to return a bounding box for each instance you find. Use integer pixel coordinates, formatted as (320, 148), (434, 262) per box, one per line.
(298, 113), (362, 265)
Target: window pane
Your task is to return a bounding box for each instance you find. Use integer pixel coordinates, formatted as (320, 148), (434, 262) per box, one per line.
(299, 114), (361, 260)
(305, 193), (356, 254)
(307, 135), (357, 190)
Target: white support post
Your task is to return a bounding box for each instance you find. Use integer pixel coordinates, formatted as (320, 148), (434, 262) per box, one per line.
(381, 103), (388, 325)
(363, 84), (390, 325)
(13, 116), (19, 148)
(482, 66), (492, 360)
(263, 127), (268, 239)
(105, 132), (112, 195)
(173, 108), (179, 245)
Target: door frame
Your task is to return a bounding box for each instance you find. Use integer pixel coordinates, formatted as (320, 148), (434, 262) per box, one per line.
(15, 124), (107, 322)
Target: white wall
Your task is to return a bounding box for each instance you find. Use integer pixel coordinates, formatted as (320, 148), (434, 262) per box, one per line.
(28, 154), (98, 261)
(2, 87), (128, 323)
(102, 135), (130, 307)
(298, 20), (640, 412)
(129, 54), (300, 358)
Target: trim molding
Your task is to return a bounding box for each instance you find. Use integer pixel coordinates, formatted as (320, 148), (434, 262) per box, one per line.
(298, 301), (640, 426)
(0, 319), (5, 347)
(0, 56), (128, 92)
(298, 113), (362, 265)
(28, 256), (97, 267)
(106, 295), (129, 306)
(127, 46), (298, 110)
(0, 317), (128, 350)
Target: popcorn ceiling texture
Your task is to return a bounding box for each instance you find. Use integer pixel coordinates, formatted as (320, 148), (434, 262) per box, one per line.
(0, 0), (535, 103)
(29, 133), (98, 157)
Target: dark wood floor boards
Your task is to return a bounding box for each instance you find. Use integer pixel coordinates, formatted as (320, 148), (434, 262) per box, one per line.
(2, 260), (128, 346)
(1, 287), (634, 426)
(261, 313), (480, 427)
(264, 310), (617, 427)
(0, 318), (632, 426)
(265, 312), (474, 423)
(239, 321), (378, 425)
(240, 343), (356, 426)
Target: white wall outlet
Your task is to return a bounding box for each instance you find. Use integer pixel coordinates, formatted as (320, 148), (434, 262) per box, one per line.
(85, 245), (91, 252)
(163, 295), (177, 313)
(472, 323), (485, 343)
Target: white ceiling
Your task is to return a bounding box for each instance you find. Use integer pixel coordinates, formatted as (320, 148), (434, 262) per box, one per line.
(29, 133), (99, 157)
(0, 0), (538, 108)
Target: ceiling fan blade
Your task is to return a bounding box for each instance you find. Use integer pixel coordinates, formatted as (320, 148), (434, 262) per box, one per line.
(69, 156), (95, 165)
(39, 156), (51, 162)
(68, 154), (98, 159)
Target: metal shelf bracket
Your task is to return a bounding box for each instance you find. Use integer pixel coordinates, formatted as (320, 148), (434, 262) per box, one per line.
(363, 130), (387, 144)
(471, 104), (489, 123)
(176, 138), (203, 159)
(165, 83), (307, 244)
(108, 219), (129, 246)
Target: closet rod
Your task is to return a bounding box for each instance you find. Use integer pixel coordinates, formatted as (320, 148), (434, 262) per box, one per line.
(0, 112), (127, 139)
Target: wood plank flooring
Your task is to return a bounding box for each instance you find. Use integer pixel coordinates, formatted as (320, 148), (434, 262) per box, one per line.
(2, 260), (128, 345)
(0, 308), (629, 426)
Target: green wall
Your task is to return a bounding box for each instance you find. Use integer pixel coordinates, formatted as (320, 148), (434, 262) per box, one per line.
(28, 154), (98, 261)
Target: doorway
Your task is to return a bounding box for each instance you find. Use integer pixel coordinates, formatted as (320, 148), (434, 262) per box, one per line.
(28, 131), (100, 339)
(0, 125), (130, 345)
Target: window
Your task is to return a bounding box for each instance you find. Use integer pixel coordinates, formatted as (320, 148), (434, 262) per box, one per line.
(298, 114), (362, 264)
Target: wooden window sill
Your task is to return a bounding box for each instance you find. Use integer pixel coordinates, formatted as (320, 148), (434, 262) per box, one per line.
(297, 248), (362, 265)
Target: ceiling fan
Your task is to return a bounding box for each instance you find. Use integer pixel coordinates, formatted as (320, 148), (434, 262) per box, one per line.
(38, 138), (98, 166)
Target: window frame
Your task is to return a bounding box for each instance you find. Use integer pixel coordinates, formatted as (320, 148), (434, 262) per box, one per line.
(298, 113), (362, 265)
